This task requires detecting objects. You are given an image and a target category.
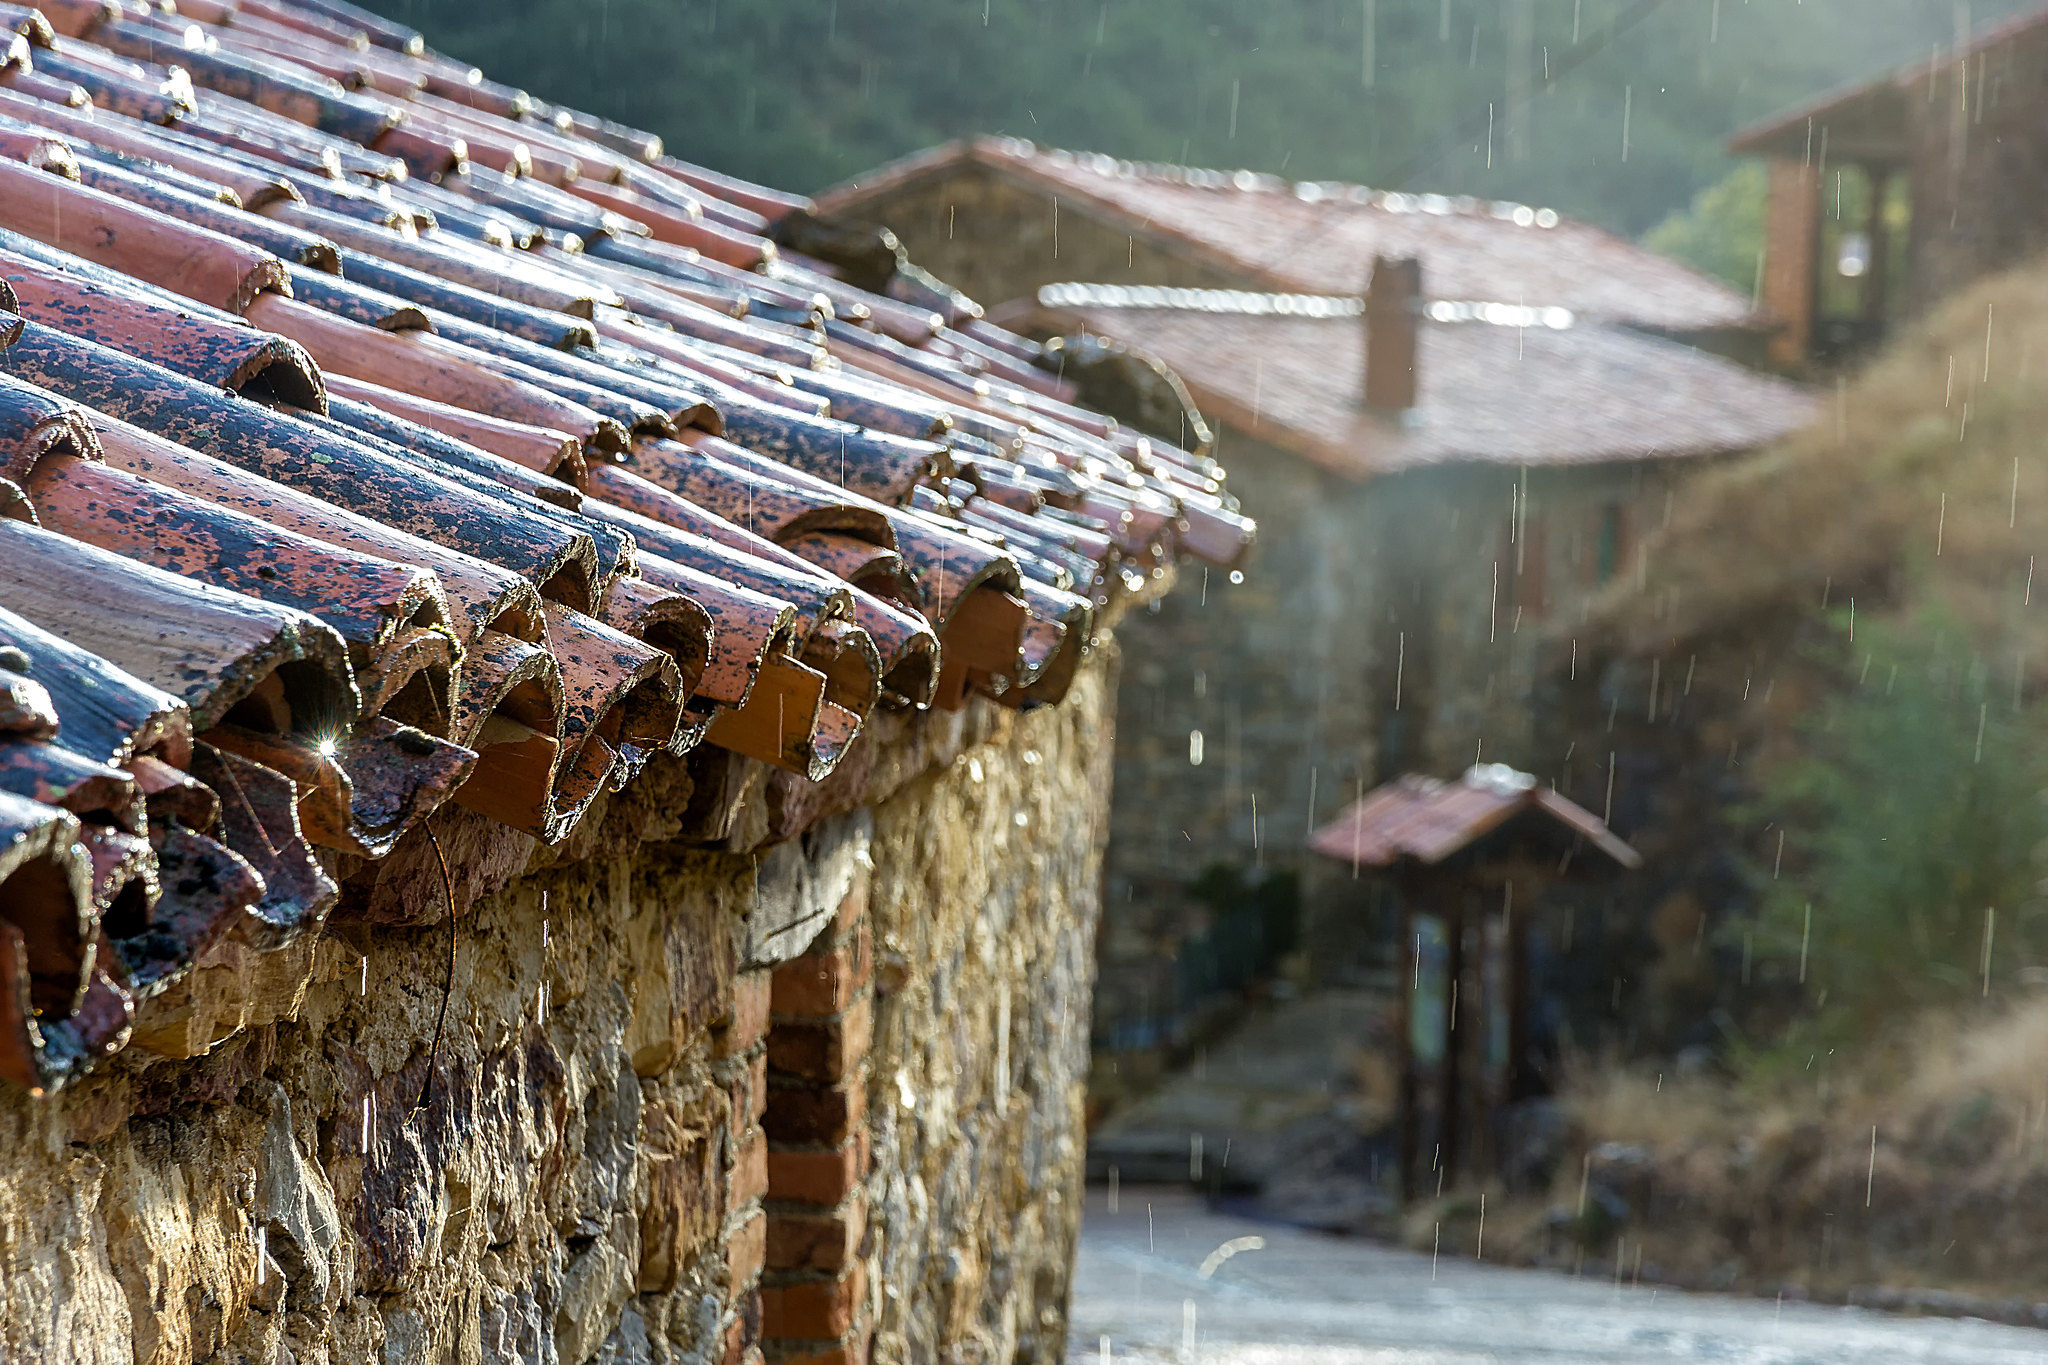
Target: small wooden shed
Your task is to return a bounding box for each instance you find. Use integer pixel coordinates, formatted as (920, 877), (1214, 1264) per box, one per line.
(1308, 763), (1640, 1200)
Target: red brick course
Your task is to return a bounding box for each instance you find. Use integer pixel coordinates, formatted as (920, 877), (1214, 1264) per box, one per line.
(761, 1261), (868, 1341)
(770, 926), (872, 1019)
(766, 1132), (870, 1208)
(766, 995), (872, 1085)
(763, 873), (874, 1360)
(764, 1069), (867, 1146)
(765, 1189), (867, 1273)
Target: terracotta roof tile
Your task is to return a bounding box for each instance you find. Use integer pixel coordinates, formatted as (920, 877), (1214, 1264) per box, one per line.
(88, 409), (546, 643)
(0, 0), (1249, 1091)
(0, 156), (288, 308)
(0, 88), (292, 205)
(24, 453), (448, 666)
(3, 253), (325, 405)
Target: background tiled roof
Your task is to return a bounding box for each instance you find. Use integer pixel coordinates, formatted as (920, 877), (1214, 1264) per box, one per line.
(1016, 297), (1816, 479)
(822, 138), (1764, 335)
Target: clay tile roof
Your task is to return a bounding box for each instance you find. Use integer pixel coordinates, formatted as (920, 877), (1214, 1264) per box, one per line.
(1308, 764), (1641, 871)
(0, 0), (1252, 1092)
(819, 137), (1763, 335)
(1017, 292), (1818, 480)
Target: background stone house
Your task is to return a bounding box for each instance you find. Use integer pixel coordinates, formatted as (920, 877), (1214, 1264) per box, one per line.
(821, 142), (1814, 1068)
(1734, 4), (2048, 370)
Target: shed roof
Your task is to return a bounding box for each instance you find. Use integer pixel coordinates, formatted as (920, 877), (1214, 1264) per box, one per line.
(1013, 288), (1817, 481)
(820, 138), (1763, 336)
(0, 0), (1252, 1094)
(1307, 765), (1641, 871)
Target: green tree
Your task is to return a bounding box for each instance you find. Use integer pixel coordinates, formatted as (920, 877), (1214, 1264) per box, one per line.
(1644, 161), (1767, 293)
(1744, 616), (2048, 1031)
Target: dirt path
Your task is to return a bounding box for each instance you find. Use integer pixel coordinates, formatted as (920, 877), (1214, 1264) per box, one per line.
(1066, 1188), (2048, 1363)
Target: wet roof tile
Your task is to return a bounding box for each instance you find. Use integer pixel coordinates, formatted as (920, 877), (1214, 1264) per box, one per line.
(0, 0), (1250, 1093)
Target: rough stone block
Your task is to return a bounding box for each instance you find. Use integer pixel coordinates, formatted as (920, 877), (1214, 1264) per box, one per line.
(761, 1261), (867, 1342)
(766, 996), (872, 1084)
(638, 1109), (719, 1295)
(766, 1190), (867, 1273)
(555, 1237), (633, 1365)
(715, 970), (773, 1059)
(728, 1123), (769, 1211)
(626, 860), (739, 1076)
(727, 1206), (768, 1293)
(725, 1049), (769, 1132)
(746, 812), (873, 968)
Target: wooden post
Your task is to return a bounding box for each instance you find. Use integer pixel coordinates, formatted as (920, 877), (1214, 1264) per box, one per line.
(1438, 881), (1466, 1195)
(1763, 157), (1821, 370)
(1862, 165), (1893, 326)
(1394, 884), (1418, 1202)
(1505, 884), (1533, 1103)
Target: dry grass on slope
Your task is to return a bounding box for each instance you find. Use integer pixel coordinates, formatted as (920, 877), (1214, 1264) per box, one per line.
(1591, 257), (2048, 667)
(1520, 996), (2048, 1300)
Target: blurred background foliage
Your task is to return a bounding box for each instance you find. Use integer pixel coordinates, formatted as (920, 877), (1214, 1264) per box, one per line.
(398, 0), (2030, 255)
(1742, 614), (2048, 1038)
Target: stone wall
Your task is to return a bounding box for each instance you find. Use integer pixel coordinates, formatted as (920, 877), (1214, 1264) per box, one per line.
(0, 659), (1114, 1365)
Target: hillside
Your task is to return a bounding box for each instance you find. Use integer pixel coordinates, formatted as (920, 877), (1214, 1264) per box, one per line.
(401, 0), (2033, 239)
(1593, 256), (2048, 676)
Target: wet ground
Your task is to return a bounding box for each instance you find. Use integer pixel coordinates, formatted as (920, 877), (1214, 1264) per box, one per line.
(1066, 1189), (2048, 1364)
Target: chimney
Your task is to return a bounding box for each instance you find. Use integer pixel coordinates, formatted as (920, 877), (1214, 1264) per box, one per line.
(1363, 255), (1421, 417)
